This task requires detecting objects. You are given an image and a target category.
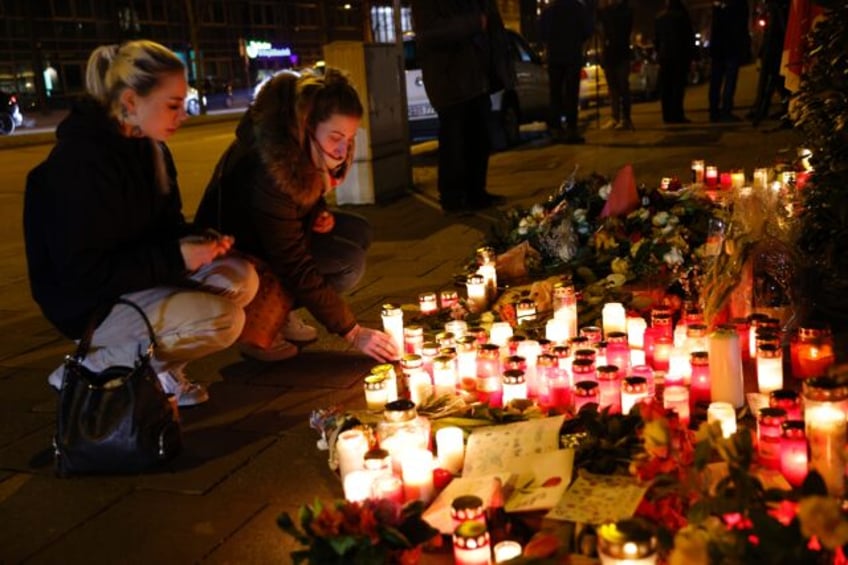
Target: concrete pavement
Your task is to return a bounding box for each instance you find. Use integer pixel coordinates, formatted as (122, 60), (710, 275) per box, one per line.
(0, 65), (801, 564)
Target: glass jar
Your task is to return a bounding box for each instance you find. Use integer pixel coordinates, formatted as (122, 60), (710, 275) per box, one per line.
(663, 385), (690, 427)
(769, 389), (801, 420)
(377, 399), (431, 473)
(689, 351), (711, 408)
(597, 365), (622, 414)
(598, 519), (658, 565)
(516, 298), (537, 324)
(502, 370), (528, 405)
(440, 289), (459, 310)
(451, 494), (486, 530)
(651, 310), (673, 339)
(790, 323), (835, 379)
(364, 374), (389, 411)
(432, 354), (458, 397)
(685, 323), (708, 353)
(780, 420), (808, 487)
(572, 358), (597, 384)
(476, 343), (502, 407)
(622, 376), (649, 414)
(573, 381), (600, 412)
(580, 326), (603, 344)
(730, 317), (751, 361)
(605, 331), (630, 378)
(456, 335), (478, 380)
(436, 331), (456, 349)
(418, 292), (439, 315)
(371, 363), (399, 403)
(507, 335), (526, 356)
(404, 324), (424, 356)
(757, 407), (787, 470)
(803, 376), (848, 431)
(421, 341), (440, 379)
(452, 521), (491, 565)
(468, 326), (489, 345)
(537, 353), (559, 407)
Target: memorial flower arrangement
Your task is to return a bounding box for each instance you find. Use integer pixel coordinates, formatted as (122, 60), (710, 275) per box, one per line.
(278, 498), (439, 564)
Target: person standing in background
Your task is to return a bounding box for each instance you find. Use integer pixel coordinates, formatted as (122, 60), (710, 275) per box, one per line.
(598, 0), (634, 130)
(748, 0), (790, 126)
(655, 0), (695, 124)
(411, 0), (512, 214)
(708, 0), (751, 122)
(540, 0), (594, 144)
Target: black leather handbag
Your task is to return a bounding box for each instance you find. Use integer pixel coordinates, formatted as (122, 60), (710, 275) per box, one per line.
(54, 298), (182, 476)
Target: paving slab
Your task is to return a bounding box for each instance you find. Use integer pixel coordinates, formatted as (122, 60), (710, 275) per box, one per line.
(232, 386), (363, 435)
(247, 350), (373, 390)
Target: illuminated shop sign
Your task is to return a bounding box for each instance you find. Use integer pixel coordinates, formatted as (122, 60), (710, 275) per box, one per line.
(245, 40), (293, 59)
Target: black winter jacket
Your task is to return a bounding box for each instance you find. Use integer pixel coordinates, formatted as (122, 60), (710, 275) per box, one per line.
(194, 74), (357, 336)
(24, 97), (188, 338)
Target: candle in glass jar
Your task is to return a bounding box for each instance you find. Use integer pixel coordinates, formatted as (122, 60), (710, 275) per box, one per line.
(494, 540), (523, 563)
(381, 304), (404, 361)
(445, 320), (469, 340)
(621, 376), (649, 414)
(546, 318), (569, 345)
(466, 274), (488, 314)
(719, 171), (732, 188)
(419, 292), (439, 315)
(574, 381), (600, 412)
(364, 374), (389, 411)
(598, 519), (659, 565)
(336, 428), (370, 481)
(597, 365), (622, 414)
(436, 426), (465, 475)
(502, 370), (528, 405)
(516, 298), (537, 324)
(456, 336), (478, 379)
(343, 469), (375, 502)
(451, 495), (486, 530)
(627, 316), (647, 349)
(664, 385), (690, 427)
(791, 324), (835, 379)
(753, 167), (769, 190)
(757, 408), (787, 470)
(707, 401), (737, 438)
(517, 340), (542, 398)
(489, 322), (513, 348)
(652, 335), (673, 373)
(477, 263), (498, 302)
(730, 169), (745, 189)
(756, 344), (783, 394)
(432, 354), (458, 397)
(401, 448), (436, 503)
(631, 364), (656, 396)
(780, 420), (808, 487)
(807, 405), (847, 497)
(602, 302), (627, 338)
(440, 289), (459, 310)
(453, 521), (492, 565)
(769, 389), (801, 420)
(705, 165), (719, 187)
(708, 328), (744, 408)
(691, 160), (705, 184)
(404, 325), (424, 356)
(371, 474), (404, 505)
(689, 351), (711, 407)
(371, 363), (399, 403)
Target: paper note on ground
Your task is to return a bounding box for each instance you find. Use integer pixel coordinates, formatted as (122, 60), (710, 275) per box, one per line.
(504, 449), (574, 513)
(423, 473), (510, 534)
(462, 415), (565, 477)
(546, 471), (649, 524)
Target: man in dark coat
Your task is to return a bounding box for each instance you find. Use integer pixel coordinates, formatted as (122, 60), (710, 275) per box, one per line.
(411, 0), (512, 213)
(708, 0), (751, 122)
(655, 0), (695, 123)
(540, 0), (594, 143)
(599, 0), (634, 130)
(749, 0), (790, 125)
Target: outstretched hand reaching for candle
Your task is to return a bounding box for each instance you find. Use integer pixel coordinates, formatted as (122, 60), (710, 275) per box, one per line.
(344, 324), (398, 362)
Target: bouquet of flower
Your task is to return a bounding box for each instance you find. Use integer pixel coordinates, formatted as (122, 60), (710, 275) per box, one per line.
(278, 498), (439, 564)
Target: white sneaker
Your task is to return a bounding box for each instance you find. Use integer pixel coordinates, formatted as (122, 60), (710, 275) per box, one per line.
(601, 119), (619, 130)
(281, 311), (318, 342)
(239, 334), (300, 362)
(48, 363), (64, 391)
(157, 369), (209, 407)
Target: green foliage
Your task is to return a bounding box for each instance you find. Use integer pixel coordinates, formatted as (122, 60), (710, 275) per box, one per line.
(561, 404), (643, 474)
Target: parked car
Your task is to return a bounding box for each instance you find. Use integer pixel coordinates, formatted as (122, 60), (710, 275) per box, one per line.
(629, 45), (660, 99)
(0, 90), (24, 135)
(579, 51), (609, 109)
(185, 86), (203, 116)
(404, 29), (550, 148)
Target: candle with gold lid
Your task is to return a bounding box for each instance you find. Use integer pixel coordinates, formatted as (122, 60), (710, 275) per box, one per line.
(380, 303), (404, 361)
(466, 273), (487, 314)
(780, 420), (808, 487)
(756, 343), (783, 394)
(621, 376), (649, 414)
(418, 291), (439, 315)
(598, 518), (658, 565)
(807, 404), (847, 497)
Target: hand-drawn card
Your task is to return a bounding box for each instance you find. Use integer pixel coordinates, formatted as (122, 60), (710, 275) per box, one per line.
(545, 471), (649, 524)
(422, 473), (511, 534)
(504, 449), (574, 513)
(462, 415), (566, 477)
(746, 392), (769, 417)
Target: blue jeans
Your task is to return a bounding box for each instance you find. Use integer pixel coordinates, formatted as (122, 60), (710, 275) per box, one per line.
(310, 210), (372, 293)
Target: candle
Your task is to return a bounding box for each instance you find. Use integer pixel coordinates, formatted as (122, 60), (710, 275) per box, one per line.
(756, 344), (783, 394)
(691, 160), (705, 184)
(666, 347), (690, 386)
(466, 274), (487, 314)
(436, 426), (465, 475)
(494, 541), (523, 563)
(605, 331), (630, 379)
(664, 385), (690, 427)
(597, 365), (622, 414)
(708, 328), (744, 408)
(571, 358), (597, 385)
(502, 370), (528, 405)
(343, 469), (375, 502)
(719, 171), (732, 188)
(627, 316), (647, 349)
(780, 420), (808, 487)
(446, 320), (469, 340)
(543, 355), (570, 409)
(689, 351), (711, 408)
(453, 521), (492, 565)
(553, 282), (579, 338)
(489, 322), (513, 348)
(432, 354), (458, 397)
(802, 377), (848, 430)
(730, 168), (745, 189)
(371, 474), (404, 505)
(363, 448), (393, 478)
(631, 364), (656, 396)
(598, 519), (658, 565)
(403, 325), (424, 356)
(419, 292), (439, 315)
(807, 405), (847, 497)
(381, 304), (404, 361)
(440, 289), (459, 310)
(630, 348), (647, 366)
(371, 363), (399, 403)
(516, 298), (537, 324)
(336, 428), (370, 481)
(574, 381), (600, 412)
(451, 495), (486, 530)
(517, 340), (542, 398)
(705, 165), (718, 187)
(769, 389), (801, 420)
(407, 369), (433, 406)
(707, 402), (737, 438)
(651, 335), (672, 373)
(456, 336), (478, 379)
(602, 302), (627, 338)
(546, 318), (569, 345)
(364, 374), (389, 411)
(622, 376), (649, 415)
(401, 448), (435, 503)
(476, 343), (502, 407)
(753, 167), (769, 190)
(790, 324), (835, 379)
(757, 408), (787, 470)
(477, 263), (498, 302)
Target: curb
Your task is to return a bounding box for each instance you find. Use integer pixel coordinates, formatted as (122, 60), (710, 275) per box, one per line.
(0, 110), (244, 151)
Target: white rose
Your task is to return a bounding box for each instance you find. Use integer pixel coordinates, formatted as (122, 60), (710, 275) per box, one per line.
(573, 208), (587, 223)
(531, 204), (545, 219)
(663, 247), (684, 266)
(598, 183), (612, 200)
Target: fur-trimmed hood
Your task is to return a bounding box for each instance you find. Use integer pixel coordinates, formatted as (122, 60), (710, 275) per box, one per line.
(237, 72), (324, 209)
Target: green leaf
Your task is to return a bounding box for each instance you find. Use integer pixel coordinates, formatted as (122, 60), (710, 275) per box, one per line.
(327, 534), (361, 556)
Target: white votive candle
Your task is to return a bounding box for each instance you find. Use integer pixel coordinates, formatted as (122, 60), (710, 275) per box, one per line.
(436, 426), (465, 475)
(602, 302), (627, 338)
(494, 540), (523, 563)
(808, 405), (847, 497)
(708, 328), (744, 408)
(477, 263), (498, 301)
(343, 469), (375, 502)
(401, 448), (435, 503)
(627, 315), (647, 349)
(707, 401), (737, 438)
(466, 274), (488, 314)
(756, 344), (783, 394)
(381, 304), (404, 361)
(546, 318), (569, 345)
(445, 320), (468, 339)
(336, 428), (370, 481)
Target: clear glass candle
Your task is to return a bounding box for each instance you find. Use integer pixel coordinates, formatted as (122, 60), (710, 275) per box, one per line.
(769, 389), (801, 420)
(436, 331), (456, 349)
(707, 401), (737, 438)
(401, 447), (435, 503)
(597, 365), (622, 414)
(377, 400), (431, 476)
(802, 377), (848, 431)
(807, 404), (847, 497)
(780, 420), (808, 487)
(598, 519), (658, 565)
(502, 370), (528, 405)
(477, 263), (498, 302)
(380, 303), (404, 361)
(574, 381), (600, 412)
(432, 354), (458, 397)
(756, 343), (783, 394)
(456, 335), (478, 380)
(516, 298), (537, 324)
(516, 340), (542, 399)
(466, 274), (487, 314)
(664, 385), (690, 427)
(621, 376), (649, 415)
(453, 521), (492, 565)
(757, 407), (787, 470)
(419, 291), (439, 315)
(404, 324), (424, 356)
(343, 469), (375, 503)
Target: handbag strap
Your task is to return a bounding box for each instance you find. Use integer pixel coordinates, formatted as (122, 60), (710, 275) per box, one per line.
(73, 298), (157, 362)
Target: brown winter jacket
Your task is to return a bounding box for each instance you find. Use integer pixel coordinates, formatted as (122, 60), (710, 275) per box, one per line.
(194, 73), (357, 336)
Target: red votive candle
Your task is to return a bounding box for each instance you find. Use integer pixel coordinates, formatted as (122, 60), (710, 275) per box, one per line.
(758, 407), (787, 470)
(780, 420), (808, 487)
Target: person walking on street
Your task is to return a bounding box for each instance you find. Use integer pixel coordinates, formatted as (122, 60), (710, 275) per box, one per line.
(708, 0), (751, 122)
(410, 0), (512, 213)
(655, 0), (696, 123)
(598, 0), (634, 130)
(540, 0), (594, 143)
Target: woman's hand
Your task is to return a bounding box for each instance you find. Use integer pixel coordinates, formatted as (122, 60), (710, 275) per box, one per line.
(344, 324), (399, 362)
(179, 233), (234, 271)
(312, 210), (335, 234)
